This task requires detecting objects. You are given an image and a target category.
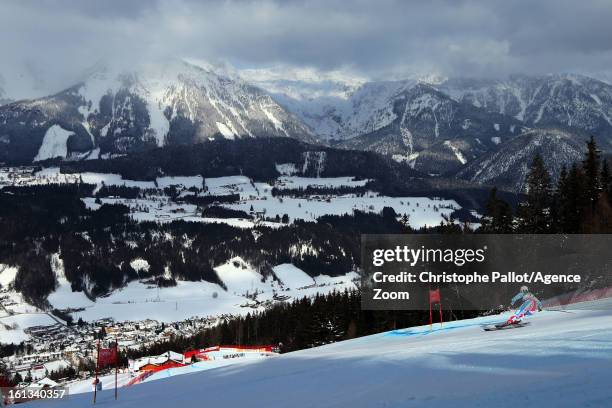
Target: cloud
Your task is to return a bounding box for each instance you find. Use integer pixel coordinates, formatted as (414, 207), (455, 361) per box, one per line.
(1, 0), (612, 97)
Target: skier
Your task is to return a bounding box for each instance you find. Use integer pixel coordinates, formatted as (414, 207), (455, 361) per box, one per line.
(506, 286), (542, 325)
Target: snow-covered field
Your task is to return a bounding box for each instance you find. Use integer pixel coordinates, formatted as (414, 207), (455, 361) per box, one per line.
(1, 168), (459, 229)
(0, 313), (57, 343)
(30, 306), (612, 408)
(225, 194), (454, 228)
(84, 192), (455, 229)
(274, 176), (370, 190)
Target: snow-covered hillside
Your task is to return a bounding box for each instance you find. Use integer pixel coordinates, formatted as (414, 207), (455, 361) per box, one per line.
(52, 264), (357, 323)
(456, 128), (586, 191)
(3, 63), (612, 189)
(1, 255), (357, 331)
(33, 125), (75, 161)
(0, 265), (61, 343)
(335, 84), (523, 175)
(32, 305), (612, 408)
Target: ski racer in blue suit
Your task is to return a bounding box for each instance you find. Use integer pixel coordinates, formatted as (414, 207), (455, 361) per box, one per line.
(506, 286), (542, 325)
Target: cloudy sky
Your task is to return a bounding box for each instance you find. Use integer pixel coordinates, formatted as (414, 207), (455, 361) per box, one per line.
(2, 0), (612, 97)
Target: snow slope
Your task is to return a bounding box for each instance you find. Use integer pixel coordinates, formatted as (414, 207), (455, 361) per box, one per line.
(67, 372), (133, 395)
(32, 307), (612, 408)
(272, 264), (315, 288)
(65, 352), (275, 395)
(33, 125), (74, 161)
(47, 253), (93, 310)
(0, 313), (58, 344)
(0, 264), (56, 343)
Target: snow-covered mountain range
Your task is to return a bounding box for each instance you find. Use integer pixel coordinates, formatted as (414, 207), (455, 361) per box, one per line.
(250, 70), (612, 188)
(2, 61), (612, 191)
(0, 60), (315, 164)
(437, 74), (612, 149)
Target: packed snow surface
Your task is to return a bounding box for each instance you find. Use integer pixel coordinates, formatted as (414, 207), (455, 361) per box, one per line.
(30, 306), (612, 407)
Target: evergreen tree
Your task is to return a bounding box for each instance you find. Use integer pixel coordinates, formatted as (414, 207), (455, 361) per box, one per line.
(582, 191), (612, 233)
(601, 159), (611, 200)
(549, 166), (567, 232)
(582, 136), (601, 209)
(518, 154), (552, 232)
(557, 164), (587, 233)
(480, 187), (513, 233)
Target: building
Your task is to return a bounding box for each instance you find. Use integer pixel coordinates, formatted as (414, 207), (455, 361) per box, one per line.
(129, 351), (185, 372)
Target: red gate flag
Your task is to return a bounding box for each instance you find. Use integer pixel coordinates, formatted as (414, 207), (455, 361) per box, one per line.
(429, 288), (441, 304)
(429, 288), (443, 330)
(98, 347), (118, 368)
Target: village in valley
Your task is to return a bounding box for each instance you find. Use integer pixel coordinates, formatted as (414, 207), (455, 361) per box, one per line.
(1, 312), (232, 388)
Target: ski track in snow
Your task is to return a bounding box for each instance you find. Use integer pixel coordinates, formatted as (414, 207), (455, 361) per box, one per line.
(27, 306), (612, 408)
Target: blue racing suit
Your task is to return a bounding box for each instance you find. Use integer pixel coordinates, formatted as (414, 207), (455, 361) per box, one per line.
(507, 291), (542, 324)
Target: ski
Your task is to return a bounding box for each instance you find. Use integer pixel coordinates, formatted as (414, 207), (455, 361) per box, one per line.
(482, 321), (531, 331)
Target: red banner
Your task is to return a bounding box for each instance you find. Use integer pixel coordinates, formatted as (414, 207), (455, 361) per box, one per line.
(429, 288), (441, 304)
(98, 346), (118, 368)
